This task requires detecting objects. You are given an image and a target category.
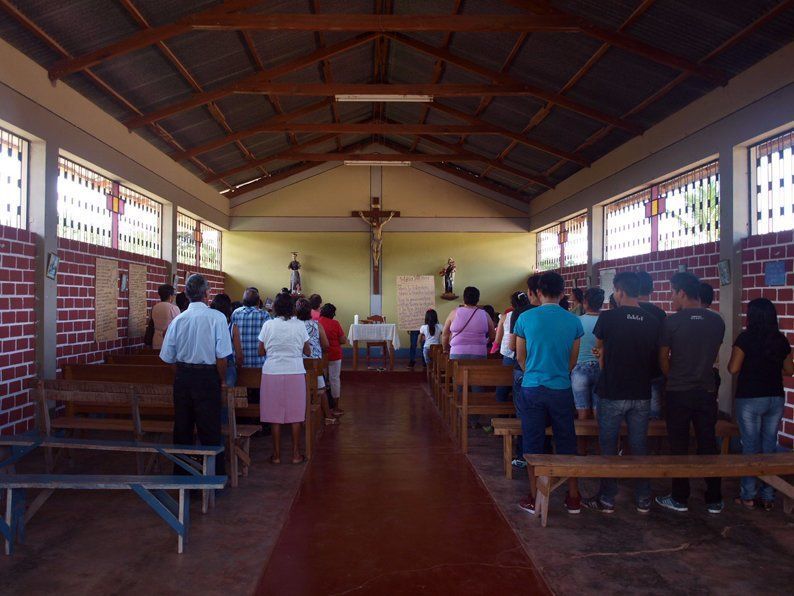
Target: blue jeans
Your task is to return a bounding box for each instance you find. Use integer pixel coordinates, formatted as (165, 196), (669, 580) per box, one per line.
(596, 399), (651, 506)
(408, 330), (424, 366)
(516, 385), (577, 456)
(650, 376), (664, 420)
(736, 396), (785, 501)
(571, 361), (600, 411)
(496, 356), (515, 402)
(422, 345), (432, 368)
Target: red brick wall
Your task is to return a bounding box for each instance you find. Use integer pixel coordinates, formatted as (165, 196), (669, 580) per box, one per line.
(56, 238), (168, 370)
(595, 242), (721, 312)
(176, 265), (225, 298)
(0, 225), (37, 435)
(556, 264), (588, 296)
(741, 230), (794, 447)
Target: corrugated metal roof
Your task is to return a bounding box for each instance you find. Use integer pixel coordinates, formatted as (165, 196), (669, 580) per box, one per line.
(0, 0), (791, 202)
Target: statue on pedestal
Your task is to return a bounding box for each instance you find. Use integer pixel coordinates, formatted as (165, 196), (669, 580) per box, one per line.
(439, 257), (458, 300)
(288, 252), (302, 295)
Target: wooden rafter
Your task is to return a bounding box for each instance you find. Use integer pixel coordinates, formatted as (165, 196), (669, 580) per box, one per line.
(430, 102), (590, 167)
(124, 33), (377, 129)
(385, 33), (643, 135)
(0, 0), (226, 185)
(309, 0), (342, 151)
(118, 0), (267, 183)
(171, 100), (332, 162)
(505, 0), (728, 84)
(488, 0), (656, 181)
(542, 0), (794, 180)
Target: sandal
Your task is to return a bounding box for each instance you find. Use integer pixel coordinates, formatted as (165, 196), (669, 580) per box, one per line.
(324, 417), (339, 425)
(269, 455), (281, 465)
(291, 456), (306, 465)
(733, 497), (755, 510)
(758, 500), (774, 511)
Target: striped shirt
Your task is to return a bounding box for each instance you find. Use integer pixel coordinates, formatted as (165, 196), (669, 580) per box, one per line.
(231, 306), (270, 368)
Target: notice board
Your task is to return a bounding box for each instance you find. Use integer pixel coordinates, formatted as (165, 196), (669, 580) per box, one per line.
(128, 264), (148, 337)
(396, 275), (436, 331)
(95, 258), (119, 343)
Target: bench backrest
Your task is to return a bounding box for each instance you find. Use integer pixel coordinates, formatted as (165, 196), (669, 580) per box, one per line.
(107, 354), (166, 365)
(64, 364), (174, 384)
(135, 348), (161, 356)
(236, 359), (324, 390)
(461, 365), (514, 387)
(450, 358), (502, 393)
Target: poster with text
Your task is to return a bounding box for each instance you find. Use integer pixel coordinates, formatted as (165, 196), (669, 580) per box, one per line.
(95, 258), (119, 343)
(396, 275), (436, 331)
(128, 264), (148, 337)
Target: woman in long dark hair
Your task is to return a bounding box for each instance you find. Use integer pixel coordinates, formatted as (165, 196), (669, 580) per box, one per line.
(419, 309), (441, 368)
(210, 293), (236, 387)
(728, 298), (793, 510)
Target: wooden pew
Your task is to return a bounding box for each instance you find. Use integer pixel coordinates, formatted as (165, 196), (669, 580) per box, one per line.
(492, 418), (740, 478)
(525, 452), (794, 527)
(135, 348), (161, 355)
(38, 378), (254, 489)
(64, 364), (174, 384)
(454, 366), (515, 453)
(446, 358), (503, 432)
(427, 344), (442, 385)
(107, 354), (166, 365)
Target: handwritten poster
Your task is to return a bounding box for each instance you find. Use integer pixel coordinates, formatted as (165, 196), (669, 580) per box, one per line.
(599, 268), (616, 295)
(128, 264), (148, 337)
(396, 275), (436, 331)
(95, 258), (119, 343)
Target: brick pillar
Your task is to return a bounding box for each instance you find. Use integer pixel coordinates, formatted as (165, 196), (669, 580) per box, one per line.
(587, 204), (604, 287)
(161, 202), (178, 285)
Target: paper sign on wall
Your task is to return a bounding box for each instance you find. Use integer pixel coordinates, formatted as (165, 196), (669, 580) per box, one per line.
(128, 264), (148, 337)
(95, 258), (119, 343)
(396, 275), (436, 331)
(599, 268), (616, 294)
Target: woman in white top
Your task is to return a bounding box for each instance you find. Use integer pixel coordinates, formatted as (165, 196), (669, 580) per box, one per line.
(151, 284), (181, 349)
(419, 309), (441, 368)
(494, 291), (531, 402)
(258, 293), (311, 464)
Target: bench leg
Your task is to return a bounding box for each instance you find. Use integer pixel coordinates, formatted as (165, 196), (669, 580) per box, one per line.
(2, 488), (25, 555)
(201, 455), (216, 514)
(535, 475), (551, 528)
(228, 434), (239, 488)
(131, 484), (189, 554)
(502, 434), (513, 479)
(178, 489), (189, 554)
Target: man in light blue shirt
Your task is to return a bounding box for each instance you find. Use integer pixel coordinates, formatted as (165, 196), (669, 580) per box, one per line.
(513, 271), (584, 516)
(161, 274), (232, 476)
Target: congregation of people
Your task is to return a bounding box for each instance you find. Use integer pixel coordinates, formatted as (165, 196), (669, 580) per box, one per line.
(157, 274), (347, 471)
(421, 269), (793, 516)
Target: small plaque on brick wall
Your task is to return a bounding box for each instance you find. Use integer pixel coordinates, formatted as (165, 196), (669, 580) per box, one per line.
(95, 258), (119, 343)
(128, 264), (148, 337)
(764, 260), (787, 287)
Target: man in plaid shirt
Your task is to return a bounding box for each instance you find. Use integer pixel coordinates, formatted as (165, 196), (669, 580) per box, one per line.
(232, 287), (270, 370)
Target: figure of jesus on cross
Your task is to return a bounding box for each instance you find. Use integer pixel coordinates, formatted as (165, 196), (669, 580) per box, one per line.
(353, 197), (399, 294)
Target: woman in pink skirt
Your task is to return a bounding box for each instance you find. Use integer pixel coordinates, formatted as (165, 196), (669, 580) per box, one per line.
(258, 293), (311, 464)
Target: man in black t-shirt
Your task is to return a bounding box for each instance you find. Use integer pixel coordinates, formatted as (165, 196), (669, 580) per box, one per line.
(637, 270), (666, 420)
(582, 272), (660, 514)
(656, 272), (725, 515)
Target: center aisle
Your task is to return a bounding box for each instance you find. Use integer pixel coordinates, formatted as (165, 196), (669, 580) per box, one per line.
(255, 376), (550, 595)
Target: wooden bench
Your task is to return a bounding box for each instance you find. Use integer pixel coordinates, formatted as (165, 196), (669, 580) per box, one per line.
(0, 473), (225, 554)
(492, 418), (740, 478)
(107, 354), (167, 366)
(446, 358), (504, 431)
(453, 365), (515, 452)
(0, 435), (223, 517)
(525, 453), (794, 527)
(64, 364), (174, 384)
(37, 379), (255, 489)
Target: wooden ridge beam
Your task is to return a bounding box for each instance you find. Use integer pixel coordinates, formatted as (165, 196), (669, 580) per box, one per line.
(125, 33), (377, 129)
(171, 100), (332, 162)
(47, 0), (263, 80)
(267, 152), (485, 162)
(231, 82), (604, 97)
(430, 102), (591, 167)
(386, 33), (643, 135)
(504, 0), (729, 84)
(189, 13), (580, 32)
(201, 123), (493, 134)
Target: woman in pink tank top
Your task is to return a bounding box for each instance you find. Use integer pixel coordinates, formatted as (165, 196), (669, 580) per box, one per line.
(442, 286), (495, 358)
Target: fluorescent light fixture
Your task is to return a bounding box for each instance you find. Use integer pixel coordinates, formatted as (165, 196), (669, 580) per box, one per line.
(335, 94), (433, 103)
(344, 160), (411, 167)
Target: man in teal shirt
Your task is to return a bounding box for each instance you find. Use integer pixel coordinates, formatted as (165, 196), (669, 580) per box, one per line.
(514, 271), (584, 515)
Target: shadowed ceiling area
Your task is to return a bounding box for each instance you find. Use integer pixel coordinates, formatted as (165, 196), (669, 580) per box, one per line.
(1, 0), (792, 203)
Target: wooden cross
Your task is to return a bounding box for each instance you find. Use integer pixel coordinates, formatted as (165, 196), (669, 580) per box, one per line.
(352, 197), (399, 295)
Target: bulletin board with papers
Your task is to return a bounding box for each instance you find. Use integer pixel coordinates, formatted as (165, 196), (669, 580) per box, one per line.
(128, 264), (148, 337)
(396, 275), (436, 331)
(95, 258), (119, 343)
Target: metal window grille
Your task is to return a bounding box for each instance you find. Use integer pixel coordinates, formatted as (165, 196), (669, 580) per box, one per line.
(657, 161), (720, 251)
(563, 214), (588, 266)
(751, 129), (794, 235)
(604, 188), (652, 260)
(118, 185), (162, 258)
(199, 223), (222, 270)
(177, 212), (198, 266)
(536, 223), (561, 271)
(57, 157), (113, 247)
(0, 128), (28, 230)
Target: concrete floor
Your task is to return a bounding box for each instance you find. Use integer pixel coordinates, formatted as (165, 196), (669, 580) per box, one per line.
(0, 433), (307, 595)
(464, 414), (794, 595)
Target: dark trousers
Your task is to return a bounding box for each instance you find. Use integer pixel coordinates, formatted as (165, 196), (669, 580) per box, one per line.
(408, 330), (424, 366)
(173, 366), (225, 476)
(666, 389), (721, 503)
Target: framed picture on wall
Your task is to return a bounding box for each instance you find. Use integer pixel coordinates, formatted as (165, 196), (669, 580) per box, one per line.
(718, 260), (731, 286)
(46, 252), (59, 280)
(120, 273), (129, 292)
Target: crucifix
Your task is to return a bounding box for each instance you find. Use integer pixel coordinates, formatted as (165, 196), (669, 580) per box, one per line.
(353, 197), (399, 294)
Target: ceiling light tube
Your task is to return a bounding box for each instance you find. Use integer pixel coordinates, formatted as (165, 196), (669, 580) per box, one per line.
(335, 94), (433, 103)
